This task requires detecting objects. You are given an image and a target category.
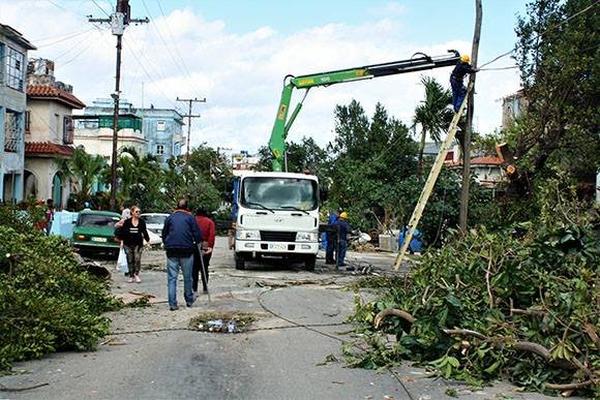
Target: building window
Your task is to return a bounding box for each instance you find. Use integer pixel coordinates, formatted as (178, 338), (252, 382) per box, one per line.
(4, 110), (21, 152)
(156, 144), (164, 155)
(156, 120), (166, 131)
(25, 111), (31, 134)
(63, 116), (74, 144)
(6, 47), (25, 91)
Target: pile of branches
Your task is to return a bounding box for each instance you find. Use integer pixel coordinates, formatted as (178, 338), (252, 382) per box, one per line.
(349, 216), (599, 396)
(0, 206), (120, 371)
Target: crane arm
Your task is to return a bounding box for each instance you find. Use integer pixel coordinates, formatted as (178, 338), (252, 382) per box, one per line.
(269, 50), (460, 171)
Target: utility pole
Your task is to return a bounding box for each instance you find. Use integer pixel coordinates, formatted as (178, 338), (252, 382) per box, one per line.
(459, 0), (482, 233)
(88, 0), (148, 210)
(176, 97), (206, 161)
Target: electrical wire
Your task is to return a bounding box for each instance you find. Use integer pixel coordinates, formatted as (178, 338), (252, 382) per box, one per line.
(257, 288), (416, 400)
(121, 37), (182, 111)
(478, 0), (599, 69)
(90, 0), (111, 18)
(34, 28), (95, 48)
(140, 0), (206, 97)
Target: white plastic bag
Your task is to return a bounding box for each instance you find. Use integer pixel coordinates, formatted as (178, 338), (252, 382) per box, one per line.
(117, 247), (128, 274)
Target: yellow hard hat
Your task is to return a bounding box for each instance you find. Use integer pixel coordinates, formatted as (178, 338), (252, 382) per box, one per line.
(339, 212), (348, 219)
(460, 54), (471, 63)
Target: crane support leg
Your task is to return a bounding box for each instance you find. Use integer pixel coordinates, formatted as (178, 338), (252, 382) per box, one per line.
(393, 80), (474, 271)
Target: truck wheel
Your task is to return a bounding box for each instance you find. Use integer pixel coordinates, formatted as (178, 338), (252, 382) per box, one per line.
(304, 255), (316, 271)
(235, 253), (246, 270)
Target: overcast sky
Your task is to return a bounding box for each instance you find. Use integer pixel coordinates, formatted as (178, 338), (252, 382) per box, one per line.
(1, 0), (526, 154)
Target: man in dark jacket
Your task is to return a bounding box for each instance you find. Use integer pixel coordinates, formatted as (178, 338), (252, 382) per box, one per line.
(162, 199), (202, 310)
(450, 54), (478, 112)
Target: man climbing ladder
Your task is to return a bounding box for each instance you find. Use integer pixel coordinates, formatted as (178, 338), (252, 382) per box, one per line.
(394, 78), (475, 270)
(450, 54), (478, 112)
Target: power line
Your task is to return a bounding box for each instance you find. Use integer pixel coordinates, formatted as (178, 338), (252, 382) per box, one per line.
(176, 97), (207, 161)
(90, 0), (111, 17)
(154, 0), (200, 90)
(479, 0), (599, 69)
(34, 28), (95, 48)
(140, 0), (204, 95)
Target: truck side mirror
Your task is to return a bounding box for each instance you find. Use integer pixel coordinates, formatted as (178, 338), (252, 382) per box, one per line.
(319, 189), (328, 202)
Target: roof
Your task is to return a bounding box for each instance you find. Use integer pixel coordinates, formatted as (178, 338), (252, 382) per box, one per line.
(445, 155), (503, 167)
(27, 85), (86, 109)
(25, 141), (75, 157)
(237, 171), (319, 181)
(0, 23), (36, 50)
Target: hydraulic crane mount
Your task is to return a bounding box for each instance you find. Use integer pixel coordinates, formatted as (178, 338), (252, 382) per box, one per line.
(268, 50), (461, 171)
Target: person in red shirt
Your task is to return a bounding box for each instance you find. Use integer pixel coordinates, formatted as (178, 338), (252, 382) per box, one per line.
(193, 207), (216, 295)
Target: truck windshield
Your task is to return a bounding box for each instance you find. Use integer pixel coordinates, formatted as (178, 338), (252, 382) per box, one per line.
(241, 177), (318, 211)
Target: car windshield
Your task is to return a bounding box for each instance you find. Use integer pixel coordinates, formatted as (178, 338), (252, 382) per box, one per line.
(78, 214), (118, 227)
(141, 215), (168, 225)
(241, 177), (318, 211)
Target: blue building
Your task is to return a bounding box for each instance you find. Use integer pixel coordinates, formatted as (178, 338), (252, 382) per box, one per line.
(79, 99), (184, 166)
(0, 23), (36, 203)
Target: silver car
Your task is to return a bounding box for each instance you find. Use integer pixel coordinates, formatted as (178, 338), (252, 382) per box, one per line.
(140, 213), (169, 237)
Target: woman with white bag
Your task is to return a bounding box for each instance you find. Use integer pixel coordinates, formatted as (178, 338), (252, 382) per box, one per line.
(115, 206), (150, 283)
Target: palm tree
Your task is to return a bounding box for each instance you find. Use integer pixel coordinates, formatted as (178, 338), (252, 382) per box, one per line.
(117, 146), (162, 200)
(61, 147), (108, 196)
(412, 76), (453, 178)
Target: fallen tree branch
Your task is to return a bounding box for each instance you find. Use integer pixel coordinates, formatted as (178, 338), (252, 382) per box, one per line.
(0, 382), (49, 392)
(544, 380), (594, 391)
(583, 323), (600, 348)
(374, 308), (416, 328)
(510, 308), (546, 317)
(442, 329), (487, 340)
(373, 311), (599, 382)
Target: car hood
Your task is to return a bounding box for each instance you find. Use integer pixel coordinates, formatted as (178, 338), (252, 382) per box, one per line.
(74, 226), (115, 237)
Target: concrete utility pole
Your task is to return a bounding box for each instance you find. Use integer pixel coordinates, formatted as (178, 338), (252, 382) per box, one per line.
(176, 97), (206, 161)
(88, 0), (148, 210)
(459, 0), (482, 232)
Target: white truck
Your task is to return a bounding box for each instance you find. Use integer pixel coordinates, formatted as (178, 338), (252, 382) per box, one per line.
(233, 171), (320, 270)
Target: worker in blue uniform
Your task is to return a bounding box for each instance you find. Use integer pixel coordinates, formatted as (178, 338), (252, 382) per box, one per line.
(335, 211), (351, 268)
(450, 54), (478, 112)
(325, 208), (341, 264)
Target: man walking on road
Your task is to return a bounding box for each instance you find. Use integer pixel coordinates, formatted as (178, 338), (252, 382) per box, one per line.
(162, 199), (202, 311)
(193, 207), (215, 295)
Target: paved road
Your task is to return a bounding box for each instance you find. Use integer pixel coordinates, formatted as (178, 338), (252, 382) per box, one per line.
(0, 238), (570, 400)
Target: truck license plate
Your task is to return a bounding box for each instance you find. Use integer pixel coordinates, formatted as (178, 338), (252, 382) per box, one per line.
(91, 237), (107, 242)
(269, 243), (286, 250)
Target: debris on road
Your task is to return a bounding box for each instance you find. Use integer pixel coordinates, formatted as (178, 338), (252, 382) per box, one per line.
(188, 311), (257, 333)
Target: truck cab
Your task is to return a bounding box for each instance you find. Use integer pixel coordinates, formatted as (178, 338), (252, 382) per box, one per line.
(233, 171), (320, 270)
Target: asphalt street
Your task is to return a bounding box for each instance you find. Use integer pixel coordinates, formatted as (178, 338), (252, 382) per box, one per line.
(0, 238), (575, 400)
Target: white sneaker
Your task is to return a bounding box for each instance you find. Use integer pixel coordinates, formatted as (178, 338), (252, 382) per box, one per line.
(128, 277), (134, 283)
(134, 275), (141, 283)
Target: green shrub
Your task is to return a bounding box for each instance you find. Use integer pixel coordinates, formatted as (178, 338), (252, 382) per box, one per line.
(0, 219), (120, 371)
(349, 211), (600, 396)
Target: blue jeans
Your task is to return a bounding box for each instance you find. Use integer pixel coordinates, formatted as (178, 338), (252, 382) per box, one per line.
(167, 255), (194, 308)
(451, 78), (467, 112)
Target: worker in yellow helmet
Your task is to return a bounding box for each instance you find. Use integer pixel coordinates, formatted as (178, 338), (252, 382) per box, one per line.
(334, 211), (352, 269)
(450, 54), (479, 112)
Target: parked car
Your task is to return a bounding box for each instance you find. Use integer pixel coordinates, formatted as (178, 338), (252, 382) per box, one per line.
(72, 210), (121, 256)
(140, 213), (169, 237)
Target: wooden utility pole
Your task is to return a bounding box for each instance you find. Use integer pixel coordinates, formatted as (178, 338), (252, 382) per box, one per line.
(176, 97), (206, 161)
(459, 0), (482, 232)
(89, 0), (148, 210)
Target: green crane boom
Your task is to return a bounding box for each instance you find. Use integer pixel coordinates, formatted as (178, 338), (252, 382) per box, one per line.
(268, 50), (461, 171)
